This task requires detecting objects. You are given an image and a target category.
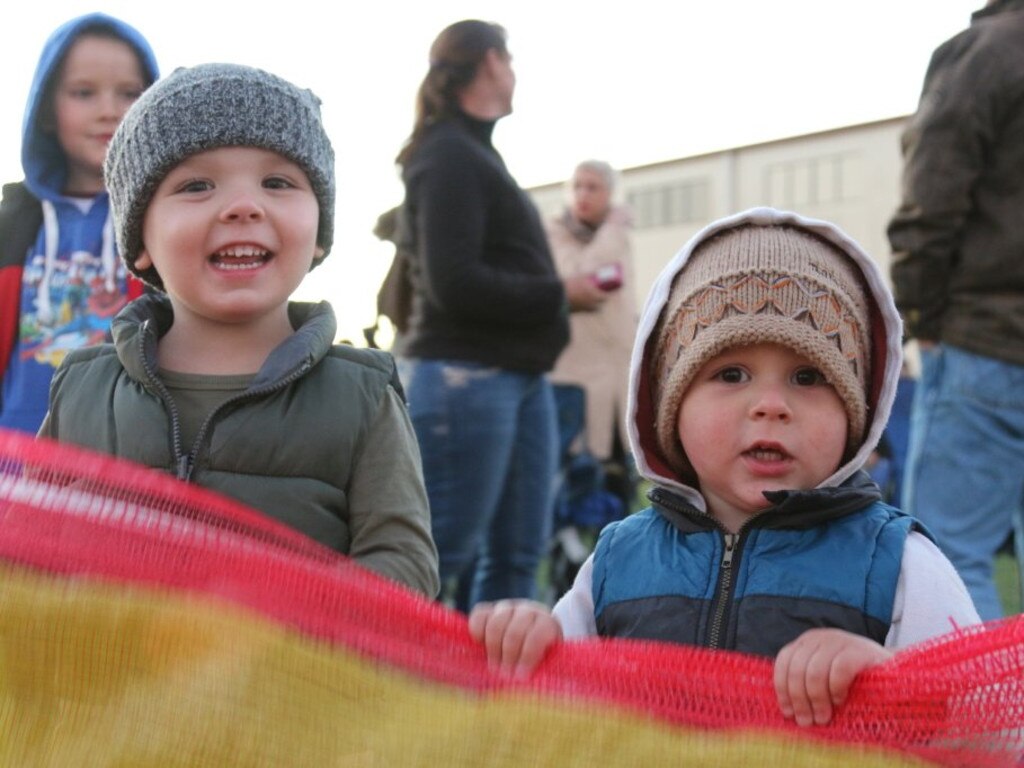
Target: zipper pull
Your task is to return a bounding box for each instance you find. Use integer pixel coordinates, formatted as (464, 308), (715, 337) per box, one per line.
(176, 454), (193, 482)
(722, 533), (737, 568)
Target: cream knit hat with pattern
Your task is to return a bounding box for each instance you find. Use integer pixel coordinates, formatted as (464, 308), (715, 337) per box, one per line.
(651, 224), (872, 481)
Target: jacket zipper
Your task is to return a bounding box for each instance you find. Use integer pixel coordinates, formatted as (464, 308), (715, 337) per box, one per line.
(707, 532), (739, 649)
(646, 487), (754, 650)
(138, 323), (188, 477)
(137, 320), (312, 482)
(180, 361), (312, 481)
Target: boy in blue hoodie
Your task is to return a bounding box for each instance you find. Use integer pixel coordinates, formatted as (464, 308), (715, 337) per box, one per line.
(0, 13), (159, 433)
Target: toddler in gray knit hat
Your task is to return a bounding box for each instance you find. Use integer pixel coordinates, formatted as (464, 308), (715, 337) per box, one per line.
(40, 63), (441, 599)
(104, 62), (335, 291)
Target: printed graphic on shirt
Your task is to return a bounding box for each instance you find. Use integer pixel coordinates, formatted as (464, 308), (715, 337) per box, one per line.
(19, 248), (128, 370)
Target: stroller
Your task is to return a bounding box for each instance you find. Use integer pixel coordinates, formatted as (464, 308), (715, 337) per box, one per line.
(546, 384), (632, 603)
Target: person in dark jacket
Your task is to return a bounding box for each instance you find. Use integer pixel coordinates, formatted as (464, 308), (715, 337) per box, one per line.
(0, 13), (158, 434)
(395, 21), (605, 612)
(39, 63), (439, 598)
(469, 209), (978, 727)
(887, 0), (1024, 620)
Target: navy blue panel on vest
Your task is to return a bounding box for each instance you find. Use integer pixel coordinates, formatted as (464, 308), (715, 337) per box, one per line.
(592, 501), (912, 657)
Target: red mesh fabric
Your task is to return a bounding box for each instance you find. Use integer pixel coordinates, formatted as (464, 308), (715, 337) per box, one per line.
(0, 429), (1021, 766)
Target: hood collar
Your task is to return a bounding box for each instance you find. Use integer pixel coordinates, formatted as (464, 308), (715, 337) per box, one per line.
(112, 294), (338, 389)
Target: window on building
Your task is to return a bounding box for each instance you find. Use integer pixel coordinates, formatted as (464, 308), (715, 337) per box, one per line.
(762, 153), (858, 208)
(626, 178), (710, 229)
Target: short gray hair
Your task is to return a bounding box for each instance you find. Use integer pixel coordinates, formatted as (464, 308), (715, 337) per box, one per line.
(572, 159), (618, 192)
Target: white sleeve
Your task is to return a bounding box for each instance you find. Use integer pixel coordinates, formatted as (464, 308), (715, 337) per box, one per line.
(552, 554), (598, 638)
(885, 531), (982, 649)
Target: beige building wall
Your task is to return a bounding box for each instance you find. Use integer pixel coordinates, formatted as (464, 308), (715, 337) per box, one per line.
(529, 116), (908, 313)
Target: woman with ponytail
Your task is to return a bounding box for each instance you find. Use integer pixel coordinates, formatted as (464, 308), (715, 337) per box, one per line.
(396, 21), (602, 612)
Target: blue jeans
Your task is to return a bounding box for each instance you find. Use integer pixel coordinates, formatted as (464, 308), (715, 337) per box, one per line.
(901, 344), (1024, 620)
(398, 359), (558, 611)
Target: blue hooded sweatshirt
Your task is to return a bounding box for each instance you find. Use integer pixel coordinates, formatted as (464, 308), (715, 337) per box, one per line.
(0, 13), (158, 434)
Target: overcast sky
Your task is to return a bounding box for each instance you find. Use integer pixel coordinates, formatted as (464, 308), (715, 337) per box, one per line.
(3, 1), (981, 343)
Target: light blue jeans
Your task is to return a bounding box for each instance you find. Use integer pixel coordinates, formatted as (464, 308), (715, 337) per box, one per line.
(901, 344), (1024, 620)
(398, 359), (558, 612)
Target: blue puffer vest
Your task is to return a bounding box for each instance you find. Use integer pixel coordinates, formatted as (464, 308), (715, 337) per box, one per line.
(592, 487), (916, 658)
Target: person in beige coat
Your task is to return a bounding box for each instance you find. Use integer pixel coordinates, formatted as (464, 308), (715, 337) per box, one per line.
(548, 160), (637, 471)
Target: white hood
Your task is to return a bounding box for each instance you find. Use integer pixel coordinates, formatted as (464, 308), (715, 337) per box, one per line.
(627, 207), (904, 511)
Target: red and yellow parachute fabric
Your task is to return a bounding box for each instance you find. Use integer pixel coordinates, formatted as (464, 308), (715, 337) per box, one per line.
(0, 429), (1021, 767)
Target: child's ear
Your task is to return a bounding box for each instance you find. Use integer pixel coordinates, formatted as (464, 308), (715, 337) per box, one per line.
(135, 250), (153, 271)
(313, 246), (325, 261)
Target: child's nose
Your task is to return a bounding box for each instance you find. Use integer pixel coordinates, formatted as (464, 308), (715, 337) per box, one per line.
(98, 92), (121, 120)
(219, 195), (265, 222)
(750, 384), (792, 421)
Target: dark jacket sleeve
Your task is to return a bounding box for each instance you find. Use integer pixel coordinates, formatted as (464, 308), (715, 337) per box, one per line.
(409, 137), (566, 327)
(886, 34), (1009, 341)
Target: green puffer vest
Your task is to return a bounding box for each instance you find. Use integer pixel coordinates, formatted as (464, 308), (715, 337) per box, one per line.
(43, 294), (401, 553)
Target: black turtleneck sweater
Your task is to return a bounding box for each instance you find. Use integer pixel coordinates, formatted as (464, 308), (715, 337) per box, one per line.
(399, 113), (569, 373)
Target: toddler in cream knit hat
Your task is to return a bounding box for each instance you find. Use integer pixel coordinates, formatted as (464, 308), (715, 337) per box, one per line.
(467, 208), (979, 729)
(648, 221), (873, 494)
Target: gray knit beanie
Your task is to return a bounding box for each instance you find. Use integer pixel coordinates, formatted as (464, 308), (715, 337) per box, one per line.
(104, 63), (335, 289)
(650, 224), (872, 481)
